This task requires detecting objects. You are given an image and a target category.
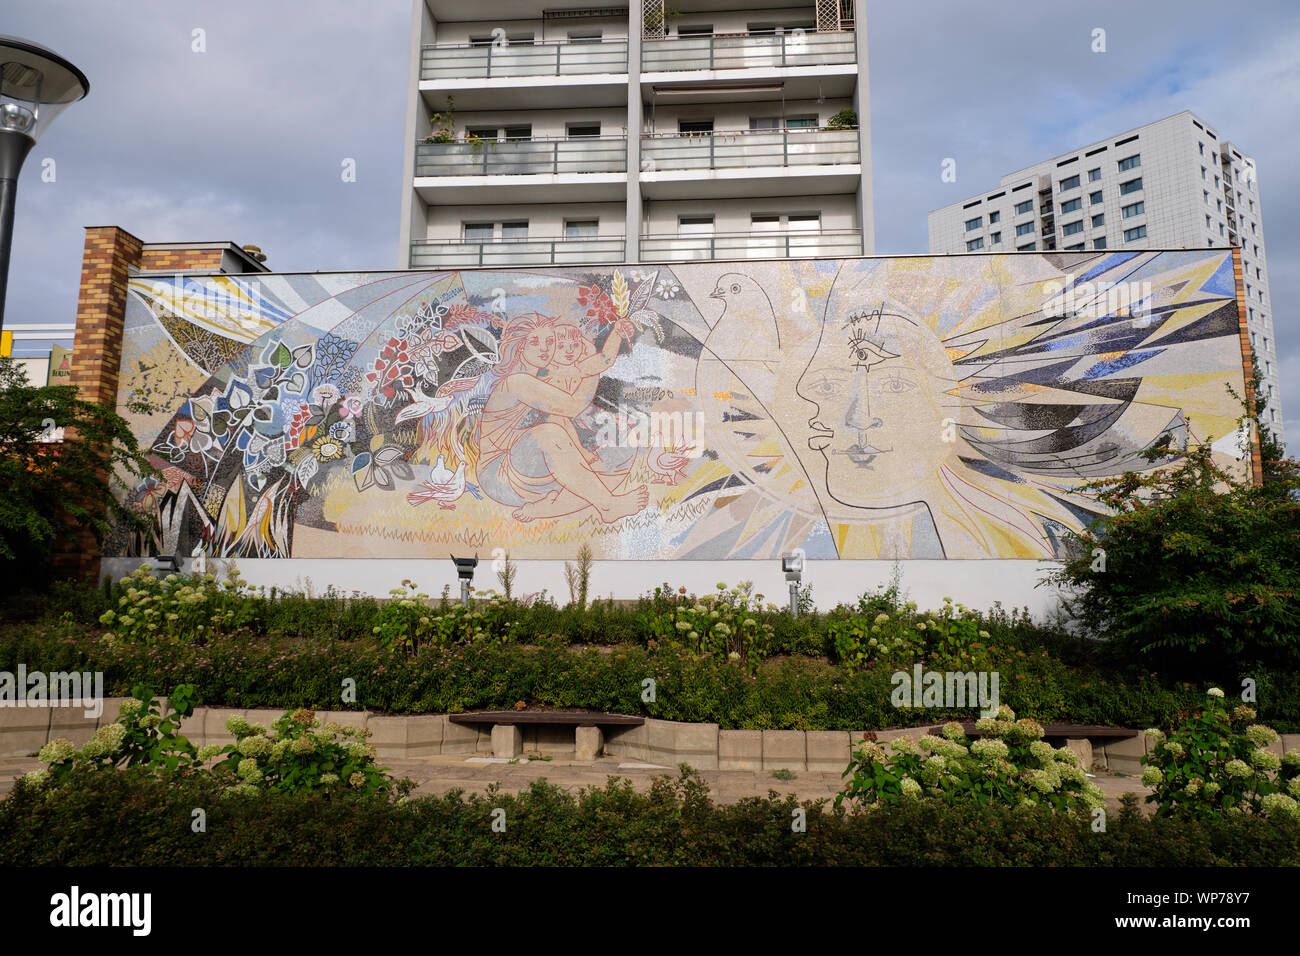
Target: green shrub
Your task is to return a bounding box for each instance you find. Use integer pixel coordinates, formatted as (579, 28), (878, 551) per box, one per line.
(1141, 687), (1300, 820)
(650, 581), (776, 672)
(97, 564), (257, 644)
(4, 767), (1299, 867)
(836, 707), (1105, 814)
(216, 707), (397, 797)
(1047, 439), (1300, 673)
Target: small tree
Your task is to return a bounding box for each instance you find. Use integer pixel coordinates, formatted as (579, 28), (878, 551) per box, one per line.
(0, 358), (156, 590)
(1045, 374), (1300, 674)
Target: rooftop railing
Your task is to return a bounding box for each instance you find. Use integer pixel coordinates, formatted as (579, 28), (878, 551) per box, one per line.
(420, 39), (628, 80)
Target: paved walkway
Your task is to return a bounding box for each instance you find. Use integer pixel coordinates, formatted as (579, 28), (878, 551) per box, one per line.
(0, 754), (1155, 812)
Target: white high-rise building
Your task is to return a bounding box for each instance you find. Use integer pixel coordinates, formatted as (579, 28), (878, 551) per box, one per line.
(399, 1), (873, 270)
(928, 111), (1283, 445)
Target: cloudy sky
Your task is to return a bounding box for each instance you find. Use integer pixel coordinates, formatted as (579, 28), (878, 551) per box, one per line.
(5, 0), (1298, 439)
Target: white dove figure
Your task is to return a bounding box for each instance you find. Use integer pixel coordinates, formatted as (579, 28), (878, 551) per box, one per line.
(406, 455), (466, 509)
(701, 272), (783, 400)
(394, 385), (458, 426)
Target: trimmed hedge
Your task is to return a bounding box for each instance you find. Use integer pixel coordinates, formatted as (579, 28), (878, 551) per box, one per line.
(5, 623), (1292, 731)
(3, 769), (1298, 866)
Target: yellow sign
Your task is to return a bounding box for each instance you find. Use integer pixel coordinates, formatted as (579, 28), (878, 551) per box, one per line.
(0, 331), (11, 358)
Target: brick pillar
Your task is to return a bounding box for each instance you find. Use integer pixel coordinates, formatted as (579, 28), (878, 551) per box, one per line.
(1231, 245), (1263, 487)
(51, 226), (144, 582)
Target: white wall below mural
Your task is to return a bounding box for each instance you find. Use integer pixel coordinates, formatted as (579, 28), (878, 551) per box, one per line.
(100, 557), (1069, 619)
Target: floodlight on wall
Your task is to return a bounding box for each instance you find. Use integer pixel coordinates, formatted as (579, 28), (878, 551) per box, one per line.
(451, 554), (478, 604)
(781, 550), (805, 618)
(0, 36), (89, 332)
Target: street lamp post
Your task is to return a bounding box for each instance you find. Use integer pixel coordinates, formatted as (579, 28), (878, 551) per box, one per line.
(0, 36), (89, 333)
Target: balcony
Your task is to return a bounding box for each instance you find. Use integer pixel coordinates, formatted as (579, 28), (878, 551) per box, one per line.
(410, 237), (626, 269)
(641, 31), (856, 72)
(642, 127), (857, 171)
(639, 230), (863, 262)
(640, 127), (860, 200)
(420, 39), (628, 80)
(413, 136), (628, 203)
(416, 137), (626, 176)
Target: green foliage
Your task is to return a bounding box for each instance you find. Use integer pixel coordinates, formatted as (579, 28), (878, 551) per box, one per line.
(4, 767), (1299, 867)
(1047, 380), (1300, 673)
(1141, 688), (1300, 820)
(650, 581), (776, 672)
(835, 706), (1105, 815)
(34, 683), (203, 784)
(98, 563), (258, 644)
(29, 684), (398, 798)
(215, 707), (396, 797)
(826, 109), (858, 129)
(0, 357), (156, 588)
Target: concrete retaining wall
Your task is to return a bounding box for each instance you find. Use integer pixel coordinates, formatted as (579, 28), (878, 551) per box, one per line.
(7, 702), (1300, 773)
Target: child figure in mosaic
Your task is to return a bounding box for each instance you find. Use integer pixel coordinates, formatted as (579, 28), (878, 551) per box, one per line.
(540, 323), (606, 467)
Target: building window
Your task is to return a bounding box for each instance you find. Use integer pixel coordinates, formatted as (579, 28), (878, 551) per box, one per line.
(1064, 242), (1084, 250)
(1119, 177), (1142, 195)
(1088, 168), (1101, 182)
(503, 125), (532, 140)
(1117, 154), (1141, 171)
(1206, 215), (1212, 228)
(678, 120), (714, 135)
(1199, 141), (1205, 155)
(1121, 201), (1144, 219)
(1060, 198), (1082, 213)
(1015, 199), (1033, 215)
(1123, 225), (1147, 241)
(1093, 237), (1107, 249)
(967, 237), (984, 251)
(1089, 190), (1103, 205)
(1017, 242), (1036, 251)
(1203, 190), (1209, 204)
(749, 117), (780, 131)
(965, 216), (982, 231)
(564, 220), (599, 238)
(1217, 198), (1223, 212)
(785, 116), (818, 130)
(1016, 222), (1035, 237)
(501, 221), (528, 239)
(990, 231), (1001, 244)
(1220, 224), (1226, 236)
(1092, 213), (1105, 228)
(1201, 166), (1207, 180)
(567, 30), (603, 42)
(1059, 174), (1080, 191)
(678, 215), (714, 235)
(566, 123), (601, 138)
(989, 211), (1000, 224)
(676, 24), (714, 35)
(463, 223), (494, 242)
(1062, 220), (1083, 236)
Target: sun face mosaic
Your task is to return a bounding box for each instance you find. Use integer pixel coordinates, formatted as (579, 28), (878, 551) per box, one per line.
(107, 250), (1251, 560)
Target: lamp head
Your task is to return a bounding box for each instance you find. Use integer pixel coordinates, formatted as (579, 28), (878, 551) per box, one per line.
(0, 35), (89, 145)
(781, 551), (804, 582)
(451, 554), (479, 581)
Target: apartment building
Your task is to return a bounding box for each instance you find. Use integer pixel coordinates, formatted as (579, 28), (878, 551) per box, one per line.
(928, 111), (1283, 444)
(398, 0), (872, 271)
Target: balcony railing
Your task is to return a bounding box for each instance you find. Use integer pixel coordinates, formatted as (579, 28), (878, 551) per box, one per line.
(415, 137), (627, 177)
(641, 127), (858, 171)
(410, 237), (626, 269)
(642, 31), (855, 72)
(420, 39), (628, 80)
(639, 230), (862, 261)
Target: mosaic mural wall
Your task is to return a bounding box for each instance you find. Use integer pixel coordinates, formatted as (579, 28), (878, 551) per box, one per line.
(108, 250), (1250, 560)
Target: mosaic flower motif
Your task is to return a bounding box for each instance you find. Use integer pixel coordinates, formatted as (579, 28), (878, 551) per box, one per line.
(312, 435), (346, 462)
(576, 284), (619, 326)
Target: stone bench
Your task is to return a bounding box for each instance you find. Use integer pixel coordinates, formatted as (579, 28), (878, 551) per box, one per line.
(447, 711), (644, 761)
